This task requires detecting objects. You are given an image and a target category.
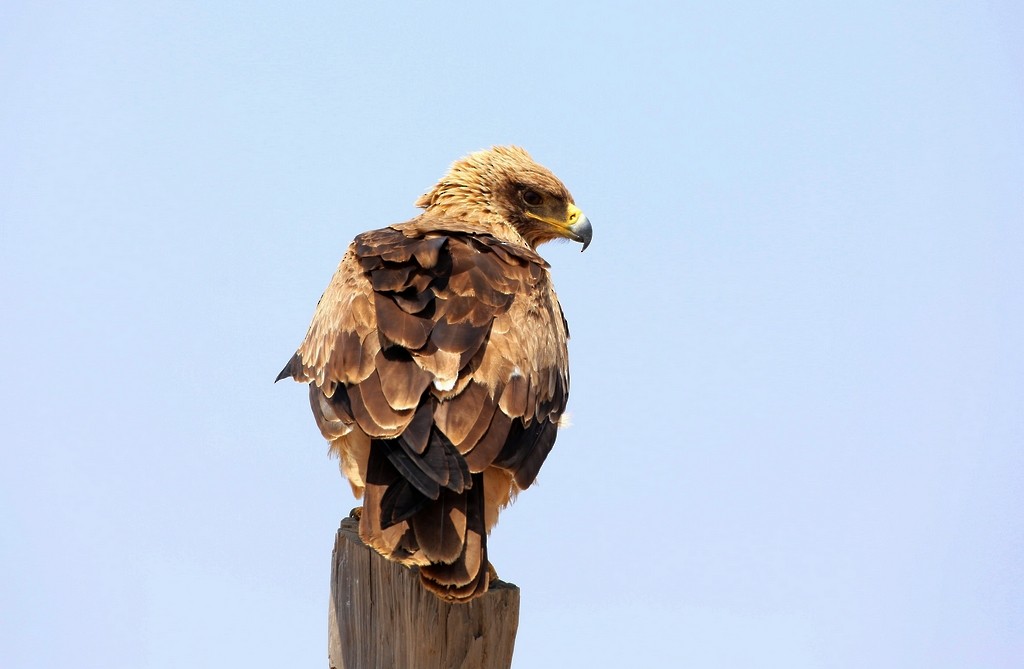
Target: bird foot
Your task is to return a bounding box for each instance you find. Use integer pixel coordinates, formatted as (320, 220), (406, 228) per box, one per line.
(487, 561), (499, 584)
(349, 506), (363, 521)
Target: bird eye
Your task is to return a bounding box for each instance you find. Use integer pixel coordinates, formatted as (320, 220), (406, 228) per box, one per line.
(522, 189), (543, 206)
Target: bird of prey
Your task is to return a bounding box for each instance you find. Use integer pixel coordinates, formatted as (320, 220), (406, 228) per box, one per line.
(277, 146), (591, 602)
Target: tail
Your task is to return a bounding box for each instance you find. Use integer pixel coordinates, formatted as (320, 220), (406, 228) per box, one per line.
(418, 472), (489, 602)
(360, 437), (490, 603)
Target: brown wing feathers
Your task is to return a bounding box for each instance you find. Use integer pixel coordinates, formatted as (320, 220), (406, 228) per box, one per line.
(279, 223), (569, 601)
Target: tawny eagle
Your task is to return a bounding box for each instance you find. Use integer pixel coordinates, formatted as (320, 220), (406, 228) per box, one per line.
(277, 146), (591, 602)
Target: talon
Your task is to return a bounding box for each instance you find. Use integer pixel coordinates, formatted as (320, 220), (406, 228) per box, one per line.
(349, 506), (363, 520)
(486, 562), (499, 584)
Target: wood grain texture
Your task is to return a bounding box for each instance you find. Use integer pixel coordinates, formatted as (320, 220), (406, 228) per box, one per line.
(328, 515), (520, 669)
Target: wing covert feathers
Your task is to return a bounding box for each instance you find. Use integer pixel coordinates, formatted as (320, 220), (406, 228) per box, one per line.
(279, 218), (570, 602)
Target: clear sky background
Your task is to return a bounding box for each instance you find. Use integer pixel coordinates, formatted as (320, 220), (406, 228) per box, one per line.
(2, 2), (1022, 667)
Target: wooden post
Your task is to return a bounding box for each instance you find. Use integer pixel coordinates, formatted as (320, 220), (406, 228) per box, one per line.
(328, 513), (521, 669)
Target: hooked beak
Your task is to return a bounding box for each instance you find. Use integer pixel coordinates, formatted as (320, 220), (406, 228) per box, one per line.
(565, 204), (593, 252)
(524, 202), (594, 251)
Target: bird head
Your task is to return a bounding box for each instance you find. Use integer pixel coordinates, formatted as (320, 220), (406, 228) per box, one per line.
(415, 146), (592, 251)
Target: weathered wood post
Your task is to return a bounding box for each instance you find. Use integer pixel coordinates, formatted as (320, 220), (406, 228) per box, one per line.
(328, 513), (521, 669)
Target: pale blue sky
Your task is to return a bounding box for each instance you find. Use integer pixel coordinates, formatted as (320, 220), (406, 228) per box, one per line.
(2, 2), (1022, 667)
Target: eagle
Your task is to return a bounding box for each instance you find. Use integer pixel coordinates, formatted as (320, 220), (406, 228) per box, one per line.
(276, 146), (591, 602)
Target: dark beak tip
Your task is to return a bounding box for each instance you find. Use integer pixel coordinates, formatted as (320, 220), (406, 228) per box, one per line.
(570, 215), (593, 252)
